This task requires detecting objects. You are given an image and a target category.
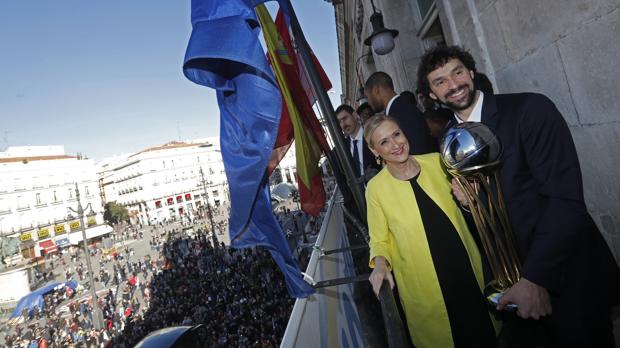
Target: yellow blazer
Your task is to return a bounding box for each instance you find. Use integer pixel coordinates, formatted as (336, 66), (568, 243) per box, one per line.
(366, 153), (496, 348)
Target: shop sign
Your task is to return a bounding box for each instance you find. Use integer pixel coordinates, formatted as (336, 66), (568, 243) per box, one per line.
(54, 224), (66, 235)
(87, 216), (97, 226)
(37, 228), (50, 239)
(70, 220), (81, 231)
(20, 232), (32, 242)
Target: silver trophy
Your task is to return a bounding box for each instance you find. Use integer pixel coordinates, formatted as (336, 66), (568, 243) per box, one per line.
(440, 122), (521, 305)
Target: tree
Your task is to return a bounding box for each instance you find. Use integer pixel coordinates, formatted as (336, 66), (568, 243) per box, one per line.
(104, 202), (129, 224)
(269, 167), (283, 186)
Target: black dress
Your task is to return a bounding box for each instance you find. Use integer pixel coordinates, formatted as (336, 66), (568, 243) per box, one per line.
(409, 174), (496, 347)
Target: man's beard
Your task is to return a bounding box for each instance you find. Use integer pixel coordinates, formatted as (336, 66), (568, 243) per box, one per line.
(440, 84), (476, 111)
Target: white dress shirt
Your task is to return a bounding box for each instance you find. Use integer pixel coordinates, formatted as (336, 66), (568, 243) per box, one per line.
(385, 94), (399, 115)
(350, 126), (365, 176)
(455, 91), (484, 123)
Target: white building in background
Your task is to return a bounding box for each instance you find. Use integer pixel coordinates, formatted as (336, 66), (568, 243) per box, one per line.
(276, 146), (298, 187)
(0, 146), (108, 262)
(98, 138), (228, 225)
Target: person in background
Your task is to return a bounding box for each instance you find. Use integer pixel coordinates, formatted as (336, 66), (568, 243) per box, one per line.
(364, 71), (437, 155)
(335, 104), (382, 182)
(356, 101), (375, 125)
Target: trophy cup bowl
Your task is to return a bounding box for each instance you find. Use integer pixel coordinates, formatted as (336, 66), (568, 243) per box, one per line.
(440, 122), (503, 176)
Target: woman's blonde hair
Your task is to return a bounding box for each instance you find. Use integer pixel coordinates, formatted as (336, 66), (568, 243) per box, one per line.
(363, 114), (399, 149)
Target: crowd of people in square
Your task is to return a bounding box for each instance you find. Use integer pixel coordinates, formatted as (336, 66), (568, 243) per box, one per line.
(2, 219), (298, 348)
(111, 231), (294, 347)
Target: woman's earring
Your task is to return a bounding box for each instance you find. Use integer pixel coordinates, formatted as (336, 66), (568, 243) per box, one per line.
(375, 156), (382, 166)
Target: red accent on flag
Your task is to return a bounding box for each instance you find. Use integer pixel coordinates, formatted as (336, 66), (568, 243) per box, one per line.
(275, 10), (331, 153)
(262, 9), (331, 216)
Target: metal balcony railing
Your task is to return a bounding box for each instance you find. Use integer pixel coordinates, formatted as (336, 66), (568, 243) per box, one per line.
(281, 188), (409, 348)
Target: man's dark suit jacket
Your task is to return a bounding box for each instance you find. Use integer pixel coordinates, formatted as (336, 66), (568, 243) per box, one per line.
(329, 134), (382, 221)
(346, 135), (382, 178)
(387, 94), (438, 155)
(469, 92), (620, 345)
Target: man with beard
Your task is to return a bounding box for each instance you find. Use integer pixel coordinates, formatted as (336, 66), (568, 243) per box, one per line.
(417, 45), (620, 347)
(335, 104), (381, 181)
(364, 72), (437, 155)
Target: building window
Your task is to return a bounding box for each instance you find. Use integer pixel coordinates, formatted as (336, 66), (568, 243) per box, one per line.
(14, 178), (25, 191)
(68, 188), (74, 200)
(417, 0), (434, 19)
(212, 190), (219, 197)
(415, 1), (446, 50)
(162, 160), (166, 169)
(85, 186), (91, 197)
(355, 0), (364, 42)
(0, 198), (9, 213)
(17, 195), (28, 209)
(35, 193), (42, 205)
(53, 191), (58, 203)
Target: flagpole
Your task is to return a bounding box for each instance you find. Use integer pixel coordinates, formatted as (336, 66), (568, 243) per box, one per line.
(283, 0), (367, 223)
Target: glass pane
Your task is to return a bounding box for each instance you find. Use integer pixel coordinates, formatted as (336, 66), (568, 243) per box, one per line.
(417, 0), (434, 18)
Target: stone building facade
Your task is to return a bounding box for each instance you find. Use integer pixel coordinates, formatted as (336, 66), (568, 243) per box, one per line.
(97, 138), (228, 226)
(0, 146), (107, 262)
(329, 0), (620, 261)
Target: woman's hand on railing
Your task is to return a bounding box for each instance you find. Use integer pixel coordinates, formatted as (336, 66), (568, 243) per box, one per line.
(369, 256), (394, 297)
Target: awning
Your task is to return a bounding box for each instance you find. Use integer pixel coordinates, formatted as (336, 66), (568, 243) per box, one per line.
(68, 225), (113, 245)
(39, 240), (58, 254)
(54, 238), (71, 248)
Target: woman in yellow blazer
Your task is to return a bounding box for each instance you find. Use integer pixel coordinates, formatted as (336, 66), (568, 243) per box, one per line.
(365, 115), (498, 348)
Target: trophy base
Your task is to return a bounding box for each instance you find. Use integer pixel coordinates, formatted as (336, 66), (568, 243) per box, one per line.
(484, 282), (518, 311)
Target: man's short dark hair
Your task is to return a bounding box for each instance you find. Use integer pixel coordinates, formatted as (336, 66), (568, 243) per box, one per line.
(364, 71), (394, 92)
(335, 104), (354, 116)
(416, 46), (477, 98)
(356, 102), (372, 115)
(474, 72), (494, 95)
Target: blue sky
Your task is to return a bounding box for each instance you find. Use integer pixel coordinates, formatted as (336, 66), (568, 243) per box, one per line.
(0, 1), (342, 161)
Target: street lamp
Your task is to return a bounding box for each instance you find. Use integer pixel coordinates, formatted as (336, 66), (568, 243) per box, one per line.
(68, 183), (103, 330)
(363, 0), (399, 55)
(199, 168), (218, 248)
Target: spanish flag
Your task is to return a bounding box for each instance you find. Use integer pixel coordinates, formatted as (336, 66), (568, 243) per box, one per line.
(257, 5), (329, 216)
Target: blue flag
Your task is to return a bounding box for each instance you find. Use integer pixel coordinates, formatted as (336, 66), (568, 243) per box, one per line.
(183, 0), (314, 298)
